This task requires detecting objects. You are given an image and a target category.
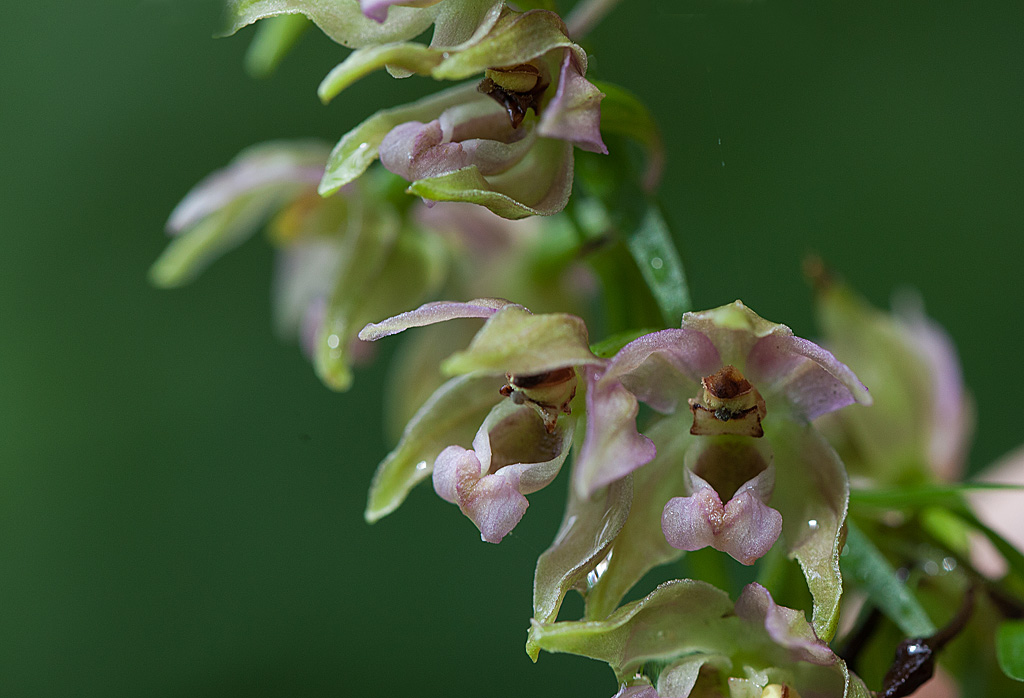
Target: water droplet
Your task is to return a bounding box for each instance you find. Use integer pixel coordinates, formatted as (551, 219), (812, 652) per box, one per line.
(650, 257), (664, 270)
(553, 515), (577, 546)
(942, 556), (957, 572)
(327, 334), (341, 349)
(415, 461), (428, 472)
(357, 142), (369, 151)
(923, 560), (940, 576)
(442, 51), (451, 59)
(807, 519), (819, 531)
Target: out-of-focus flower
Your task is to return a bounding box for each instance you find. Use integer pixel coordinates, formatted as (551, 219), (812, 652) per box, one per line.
(150, 141), (446, 391)
(528, 580), (870, 698)
(542, 301), (869, 639)
(316, 8), (606, 218)
(809, 270), (973, 485)
(357, 299), (606, 541)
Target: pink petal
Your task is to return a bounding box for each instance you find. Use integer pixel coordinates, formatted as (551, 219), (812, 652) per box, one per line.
(573, 366), (656, 497)
(746, 334), (871, 421)
(379, 120), (470, 182)
(604, 329), (721, 413)
(358, 298), (522, 340)
(735, 583), (836, 666)
(537, 49), (607, 154)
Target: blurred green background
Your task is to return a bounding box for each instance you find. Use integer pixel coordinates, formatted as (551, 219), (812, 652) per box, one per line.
(2, 0), (1023, 695)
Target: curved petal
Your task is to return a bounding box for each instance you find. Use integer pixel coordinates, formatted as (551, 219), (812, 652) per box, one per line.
(532, 474), (633, 628)
(365, 373), (505, 522)
(537, 49), (607, 154)
(747, 334), (871, 421)
(358, 298), (519, 341)
(766, 419), (849, 642)
(448, 400), (575, 543)
(441, 304), (603, 376)
(573, 366), (656, 498)
(379, 120), (469, 181)
(359, 0), (441, 23)
(735, 584), (835, 666)
(603, 328), (720, 414)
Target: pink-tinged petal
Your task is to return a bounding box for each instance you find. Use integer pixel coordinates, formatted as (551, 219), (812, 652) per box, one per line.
(573, 366), (656, 498)
(358, 0), (443, 24)
(895, 293), (973, 480)
(735, 584), (837, 666)
(432, 445), (481, 503)
(459, 471), (530, 544)
(603, 329), (721, 414)
(680, 301), (789, 369)
(537, 49), (607, 154)
(167, 141), (328, 233)
(379, 120), (470, 181)
(358, 298), (520, 341)
(661, 481), (719, 553)
(747, 334), (871, 421)
(662, 468), (782, 566)
(440, 401), (574, 543)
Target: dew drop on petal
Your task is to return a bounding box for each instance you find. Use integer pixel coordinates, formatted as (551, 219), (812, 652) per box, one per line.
(942, 556), (957, 572)
(327, 334), (341, 349)
(415, 461), (428, 472)
(650, 257), (664, 270)
(807, 519), (819, 531)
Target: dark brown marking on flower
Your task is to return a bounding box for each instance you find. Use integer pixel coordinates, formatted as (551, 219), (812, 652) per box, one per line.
(689, 365), (767, 438)
(477, 64), (549, 129)
(511, 367), (575, 390)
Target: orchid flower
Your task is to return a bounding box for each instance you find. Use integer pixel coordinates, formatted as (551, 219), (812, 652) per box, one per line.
(150, 141), (446, 391)
(537, 301), (870, 640)
(809, 275), (973, 485)
(316, 8), (606, 218)
(529, 580), (870, 698)
(357, 299), (606, 541)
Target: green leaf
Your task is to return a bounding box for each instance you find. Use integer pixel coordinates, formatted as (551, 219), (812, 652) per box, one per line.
(591, 80), (664, 191)
(365, 374), (505, 522)
(244, 14), (309, 78)
(625, 204), (691, 326)
(850, 483), (1024, 510)
(841, 520), (937, 637)
(997, 620), (1024, 682)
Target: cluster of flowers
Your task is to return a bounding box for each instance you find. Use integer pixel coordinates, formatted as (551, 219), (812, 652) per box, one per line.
(155, 2), (1024, 696)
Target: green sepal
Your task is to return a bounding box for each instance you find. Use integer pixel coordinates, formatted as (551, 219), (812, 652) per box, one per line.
(841, 519), (937, 637)
(767, 419), (849, 642)
(365, 374), (505, 522)
(441, 304), (602, 377)
(244, 14), (310, 77)
(531, 475), (632, 635)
